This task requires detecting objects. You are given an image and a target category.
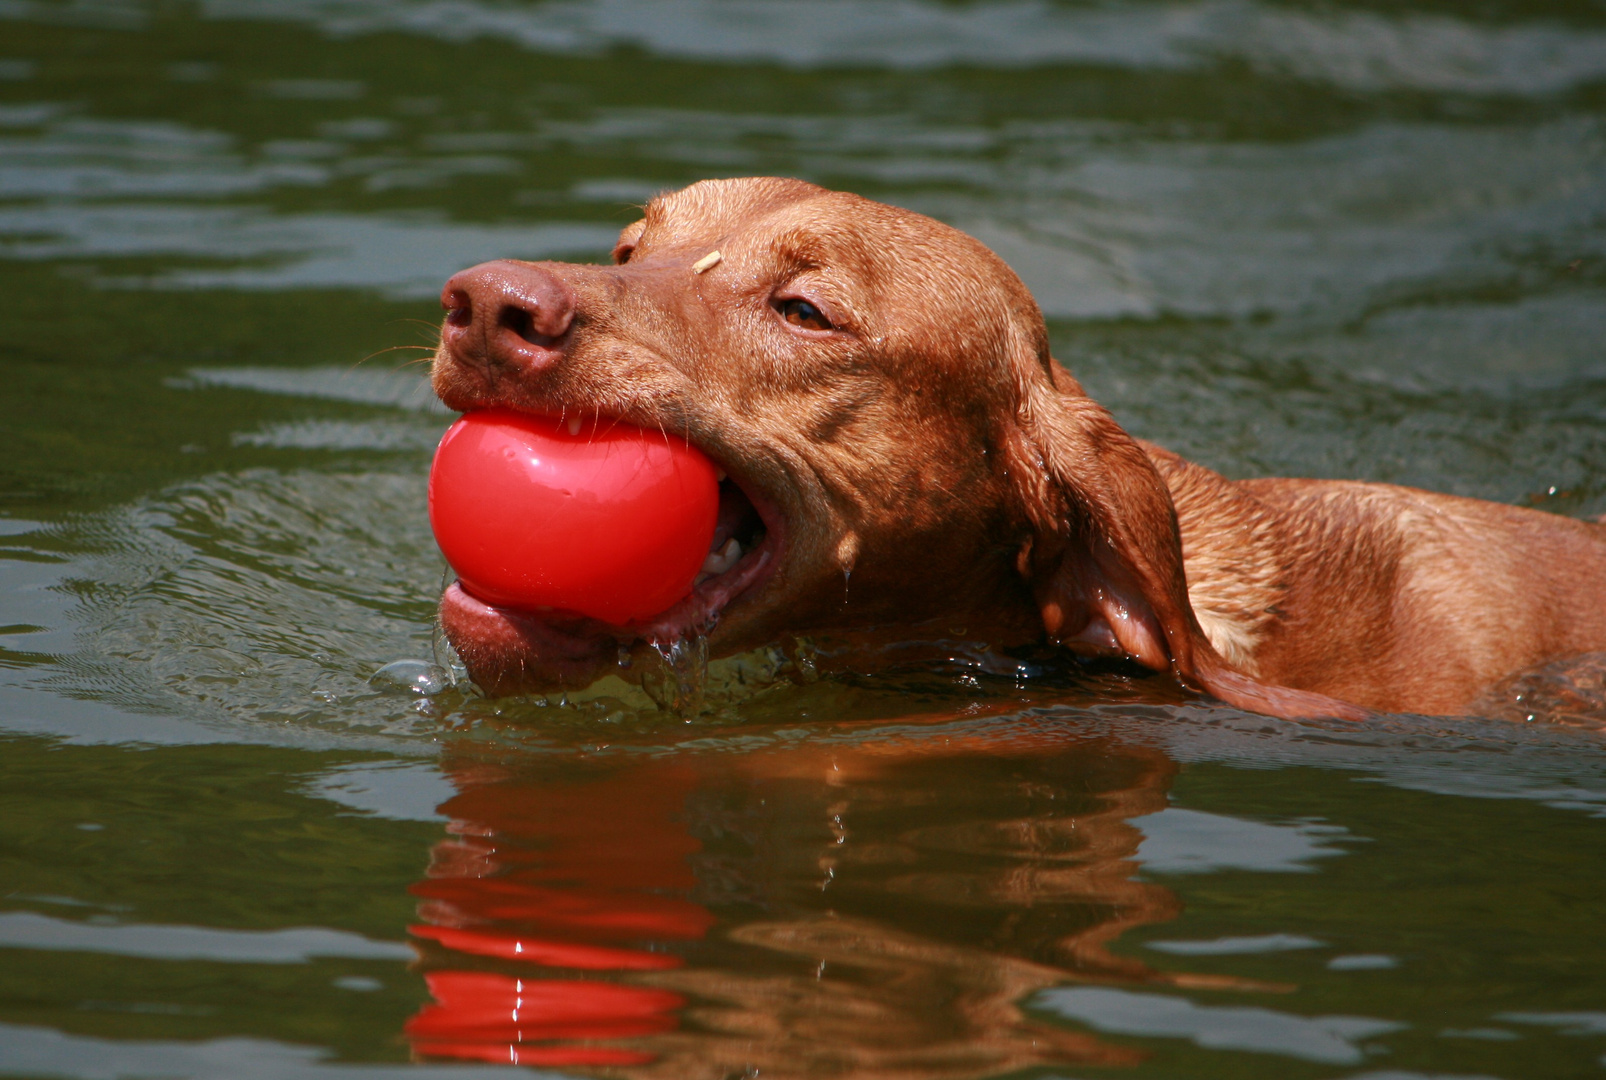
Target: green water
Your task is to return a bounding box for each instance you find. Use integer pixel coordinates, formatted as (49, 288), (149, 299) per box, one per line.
(3, 1), (1606, 1077)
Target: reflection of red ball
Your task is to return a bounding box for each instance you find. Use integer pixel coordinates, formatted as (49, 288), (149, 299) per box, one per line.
(428, 408), (719, 625)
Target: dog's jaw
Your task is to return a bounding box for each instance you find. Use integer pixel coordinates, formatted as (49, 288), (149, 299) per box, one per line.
(430, 408), (796, 697)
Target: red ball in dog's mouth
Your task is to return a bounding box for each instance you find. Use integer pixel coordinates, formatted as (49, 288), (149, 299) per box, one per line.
(428, 408), (721, 625)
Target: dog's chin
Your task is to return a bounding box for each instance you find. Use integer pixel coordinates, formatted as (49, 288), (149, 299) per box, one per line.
(438, 486), (783, 697)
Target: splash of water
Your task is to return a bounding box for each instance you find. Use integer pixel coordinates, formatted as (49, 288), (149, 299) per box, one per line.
(430, 563), (470, 689)
(640, 634), (710, 716)
(370, 658), (453, 697)
(429, 621), (469, 690)
(782, 635), (820, 684)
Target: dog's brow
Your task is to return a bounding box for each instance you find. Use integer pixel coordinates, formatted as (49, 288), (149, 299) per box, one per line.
(765, 226), (849, 273)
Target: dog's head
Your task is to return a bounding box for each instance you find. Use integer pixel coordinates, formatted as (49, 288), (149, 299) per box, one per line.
(432, 177), (1358, 720)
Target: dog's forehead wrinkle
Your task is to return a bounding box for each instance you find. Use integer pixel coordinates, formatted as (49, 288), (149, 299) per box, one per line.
(758, 207), (887, 261)
(641, 176), (828, 251)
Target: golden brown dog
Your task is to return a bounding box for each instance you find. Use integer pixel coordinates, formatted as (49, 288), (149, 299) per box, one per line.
(431, 177), (1606, 720)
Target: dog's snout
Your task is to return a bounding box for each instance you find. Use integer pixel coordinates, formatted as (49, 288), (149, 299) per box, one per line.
(440, 260), (577, 372)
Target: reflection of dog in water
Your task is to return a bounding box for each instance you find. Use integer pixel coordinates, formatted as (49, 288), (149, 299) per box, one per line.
(404, 722), (1277, 1077)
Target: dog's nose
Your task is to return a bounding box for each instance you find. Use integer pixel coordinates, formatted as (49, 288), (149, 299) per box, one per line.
(440, 260), (577, 373)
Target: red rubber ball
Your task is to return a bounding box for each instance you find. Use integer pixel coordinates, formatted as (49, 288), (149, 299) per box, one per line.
(428, 408), (720, 625)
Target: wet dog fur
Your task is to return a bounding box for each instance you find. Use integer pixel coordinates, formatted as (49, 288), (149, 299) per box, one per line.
(431, 177), (1606, 721)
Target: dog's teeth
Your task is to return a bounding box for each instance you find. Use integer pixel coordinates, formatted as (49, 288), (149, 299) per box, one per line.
(567, 416), (582, 436)
(715, 469), (727, 482)
(699, 538), (743, 577)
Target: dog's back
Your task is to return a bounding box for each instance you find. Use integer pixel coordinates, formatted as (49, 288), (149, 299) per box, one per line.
(1151, 442), (1606, 713)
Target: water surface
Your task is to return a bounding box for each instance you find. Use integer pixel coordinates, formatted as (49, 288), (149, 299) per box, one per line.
(3, 1), (1606, 1077)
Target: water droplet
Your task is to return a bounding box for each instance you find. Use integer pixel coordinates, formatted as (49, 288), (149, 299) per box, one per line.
(370, 659), (452, 696)
(784, 636), (819, 684)
(430, 618), (468, 686)
(641, 634), (709, 715)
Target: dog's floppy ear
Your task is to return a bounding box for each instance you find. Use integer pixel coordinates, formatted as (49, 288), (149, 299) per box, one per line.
(1006, 365), (1366, 722)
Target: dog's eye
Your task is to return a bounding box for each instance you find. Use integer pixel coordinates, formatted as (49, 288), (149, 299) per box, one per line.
(778, 298), (833, 332)
(612, 243), (635, 265)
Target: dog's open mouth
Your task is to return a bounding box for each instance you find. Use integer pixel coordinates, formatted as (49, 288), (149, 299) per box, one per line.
(438, 446), (785, 696)
(620, 468), (778, 646)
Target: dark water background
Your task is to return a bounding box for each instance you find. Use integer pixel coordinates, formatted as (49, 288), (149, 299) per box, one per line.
(4, 1), (1606, 1077)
